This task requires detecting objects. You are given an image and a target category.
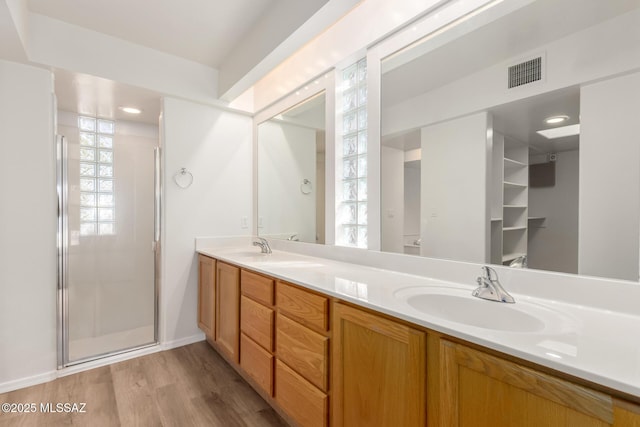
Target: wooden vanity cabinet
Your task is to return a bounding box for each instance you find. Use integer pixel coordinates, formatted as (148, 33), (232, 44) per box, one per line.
(197, 255), (215, 339)
(198, 258), (640, 427)
(275, 281), (330, 427)
(215, 261), (240, 363)
(332, 302), (427, 427)
(430, 336), (640, 427)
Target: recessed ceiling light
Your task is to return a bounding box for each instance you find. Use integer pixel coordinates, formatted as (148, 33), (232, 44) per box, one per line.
(536, 124), (580, 139)
(544, 115), (569, 125)
(119, 106), (142, 114)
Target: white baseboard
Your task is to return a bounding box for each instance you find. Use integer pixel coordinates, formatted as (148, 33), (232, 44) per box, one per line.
(0, 371), (58, 394)
(161, 333), (205, 351)
(0, 335), (205, 394)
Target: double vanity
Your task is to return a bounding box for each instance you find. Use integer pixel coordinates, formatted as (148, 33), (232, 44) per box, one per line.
(196, 241), (640, 426)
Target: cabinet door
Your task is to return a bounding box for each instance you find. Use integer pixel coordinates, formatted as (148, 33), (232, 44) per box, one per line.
(197, 255), (215, 338)
(437, 339), (615, 427)
(332, 302), (426, 427)
(215, 262), (240, 363)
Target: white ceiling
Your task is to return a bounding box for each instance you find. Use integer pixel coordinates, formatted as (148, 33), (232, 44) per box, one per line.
(489, 86), (580, 154)
(27, 0), (334, 125)
(381, 82), (581, 155)
(381, 89), (580, 185)
(28, 0), (276, 68)
(54, 69), (162, 125)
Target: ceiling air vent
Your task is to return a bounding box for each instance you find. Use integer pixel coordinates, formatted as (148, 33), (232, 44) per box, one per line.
(508, 56), (542, 89)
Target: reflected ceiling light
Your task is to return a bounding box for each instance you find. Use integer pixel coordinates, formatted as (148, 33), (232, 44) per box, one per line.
(544, 115), (569, 124)
(119, 106), (142, 114)
(536, 124), (580, 139)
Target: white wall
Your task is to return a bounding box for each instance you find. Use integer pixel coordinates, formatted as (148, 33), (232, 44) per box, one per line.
(528, 150), (579, 274)
(161, 97), (252, 346)
(0, 60), (56, 389)
(380, 146), (404, 253)
(420, 112), (489, 263)
(258, 120), (316, 242)
(579, 72), (640, 281)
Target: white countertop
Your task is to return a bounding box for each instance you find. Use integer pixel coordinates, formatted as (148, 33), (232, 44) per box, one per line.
(197, 246), (640, 400)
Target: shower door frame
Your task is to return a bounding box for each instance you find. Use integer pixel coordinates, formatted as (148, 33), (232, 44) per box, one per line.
(56, 134), (161, 368)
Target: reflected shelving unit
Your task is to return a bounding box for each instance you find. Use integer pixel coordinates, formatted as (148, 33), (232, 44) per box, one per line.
(490, 133), (529, 265)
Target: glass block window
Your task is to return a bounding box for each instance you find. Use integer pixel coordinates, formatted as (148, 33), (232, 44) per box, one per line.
(78, 116), (115, 236)
(337, 58), (368, 248)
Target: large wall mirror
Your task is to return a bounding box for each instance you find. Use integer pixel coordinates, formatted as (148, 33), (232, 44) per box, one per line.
(257, 93), (326, 244)
(380, 0), (640, 281)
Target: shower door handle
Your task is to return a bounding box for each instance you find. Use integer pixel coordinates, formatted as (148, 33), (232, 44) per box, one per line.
(153, 147), (161, 246)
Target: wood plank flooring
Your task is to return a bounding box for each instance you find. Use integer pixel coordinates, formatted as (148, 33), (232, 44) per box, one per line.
(0, 341), (288, 427)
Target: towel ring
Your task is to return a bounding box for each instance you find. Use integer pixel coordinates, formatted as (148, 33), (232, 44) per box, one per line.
(173, 168), (194, 189)
(300, 178), (312, 194)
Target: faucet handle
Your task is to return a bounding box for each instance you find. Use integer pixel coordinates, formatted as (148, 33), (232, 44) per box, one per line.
(480, 265), (498, 281)
(253, 236), (272, 254)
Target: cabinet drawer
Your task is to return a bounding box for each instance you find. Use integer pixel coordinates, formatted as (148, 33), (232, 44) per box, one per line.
(277, 281), (329, 333)
(277, 314), (328, 392)
(240, 333), (273, 396)
(241, 296), (274, 351)
(241, 270), (274, 306)
(275, 360), (328, 427)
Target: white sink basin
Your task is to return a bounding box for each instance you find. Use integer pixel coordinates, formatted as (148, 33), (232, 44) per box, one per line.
(394, 286), (573, 333)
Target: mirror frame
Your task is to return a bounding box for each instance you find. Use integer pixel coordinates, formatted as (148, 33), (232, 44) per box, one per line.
(253, 71), (336, 245)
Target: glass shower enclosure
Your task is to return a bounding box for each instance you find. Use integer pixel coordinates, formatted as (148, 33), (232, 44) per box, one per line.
(57, 116), (159, 367)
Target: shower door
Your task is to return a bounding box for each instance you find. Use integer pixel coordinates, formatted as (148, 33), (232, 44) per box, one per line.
(57, 117), (159, 366)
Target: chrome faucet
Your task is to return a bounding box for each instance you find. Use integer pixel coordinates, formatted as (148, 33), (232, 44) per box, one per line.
(472, 266), (515, 303)
(252, 237), (272, 254)
(287, 234), (299, 241)
(509, 254), (527, 268)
